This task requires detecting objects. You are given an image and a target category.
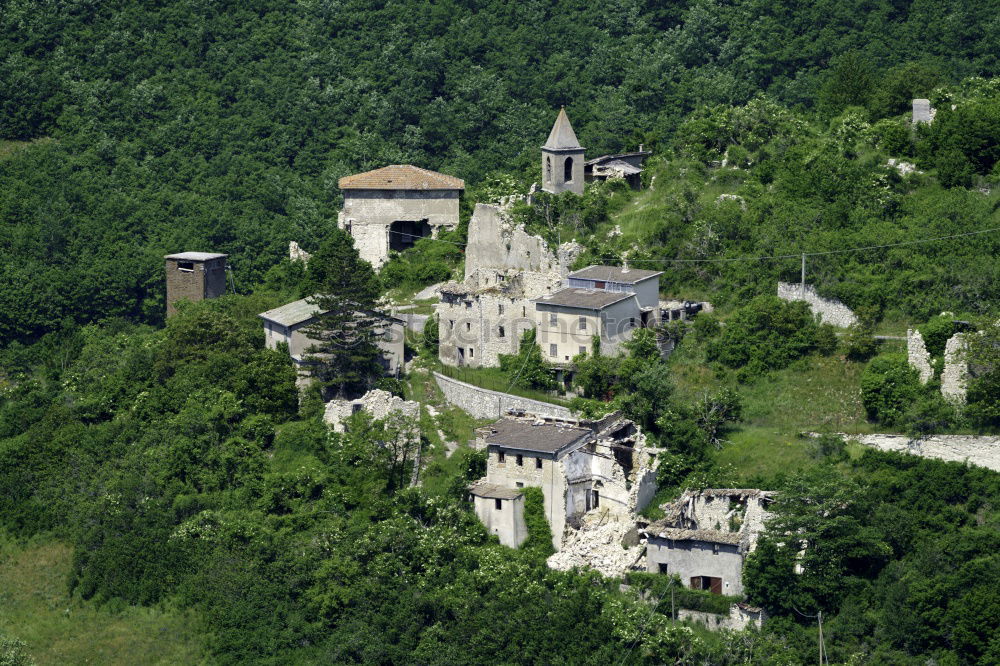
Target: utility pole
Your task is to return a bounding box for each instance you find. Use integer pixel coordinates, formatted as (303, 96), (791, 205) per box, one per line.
(801, 252), (806, 298)
(818, 610), (824, 665)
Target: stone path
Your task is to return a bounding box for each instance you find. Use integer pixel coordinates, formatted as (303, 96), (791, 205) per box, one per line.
(425, 404), (458, 457)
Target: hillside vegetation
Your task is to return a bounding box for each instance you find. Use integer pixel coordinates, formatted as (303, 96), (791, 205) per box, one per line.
(5, 1), (1000, 664)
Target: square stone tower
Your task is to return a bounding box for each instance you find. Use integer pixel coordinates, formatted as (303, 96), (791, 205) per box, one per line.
(541, 107), (585, 195)
(164, 252), (228, 317)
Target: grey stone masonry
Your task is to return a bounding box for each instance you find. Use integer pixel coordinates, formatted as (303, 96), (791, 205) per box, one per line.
(941, 333), (968, 403)
(433, 371), (571, 420)
(848, 433), (1000, 473)
(777, 282), (857, 328)
(907, 329), (934, 384)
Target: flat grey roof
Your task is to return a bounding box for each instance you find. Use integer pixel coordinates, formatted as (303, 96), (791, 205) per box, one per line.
(482, 418), (591, 454)
(259, 298), (324, 327)
(533, 287), (634, 310)
(259, 298), (403, 328)
(568, 265), (662, 283)
(469, 481), (523, 500)
(165, 252), (227, 261)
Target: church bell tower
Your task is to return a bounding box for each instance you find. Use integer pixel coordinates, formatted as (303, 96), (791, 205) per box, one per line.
(541, 107), (585, 195)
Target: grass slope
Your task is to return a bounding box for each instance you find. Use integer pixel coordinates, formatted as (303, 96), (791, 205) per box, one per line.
(0, 536), (206, 665)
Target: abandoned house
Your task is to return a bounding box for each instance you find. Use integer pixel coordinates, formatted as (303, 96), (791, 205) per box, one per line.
(164, 252), (228, 317)
(258, 297), (405, 375)
(584, 148), (651, 189)
(541, 107), (585, 195)
(641, 489), (774, 597)
(469, 411), (658, 550)
(533, 266), (663, 363)
(337, 164), (465, 268)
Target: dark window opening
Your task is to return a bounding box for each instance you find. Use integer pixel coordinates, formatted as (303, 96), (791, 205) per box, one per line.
(177, 262), (194, 272)
(535, 457), (543, 469)
(658, 563), (669, 574)
(498, 451), (505, 463)
(389, 219), (431, 252)
(498, 326), (505, 338)
(515, 481), (524, 488)
(564, 157), (574, 182)
(494, 498), (503, 510)
(594, 280), (606, 289)
(586, 489), (600, 511)
(546, 156), (552, 181)
(469, 348), (474, 358)
(689, 576), (723, 595)
(516, 454), (523, 466)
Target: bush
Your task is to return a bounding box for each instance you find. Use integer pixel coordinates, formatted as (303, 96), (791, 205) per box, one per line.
(692, 314), (720, 342)
(707, 295), (825, 379)
(860, 355), (921, 426)
(844, 323), (878, 361)
(918, 315), (959, 358)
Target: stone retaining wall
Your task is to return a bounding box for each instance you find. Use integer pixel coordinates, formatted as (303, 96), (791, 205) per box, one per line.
(777, 282), (857, 328)
(433, 371), (572, 420)
(849, 433), (1000, 473)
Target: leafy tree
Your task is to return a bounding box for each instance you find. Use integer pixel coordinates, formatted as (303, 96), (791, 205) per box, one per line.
(499, 329), (554, 391)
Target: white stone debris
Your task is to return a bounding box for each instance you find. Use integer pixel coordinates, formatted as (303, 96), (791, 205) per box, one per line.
(715, 193), (747, 210)
(547, 515), (645, 578)
(323, 389), (419, 433)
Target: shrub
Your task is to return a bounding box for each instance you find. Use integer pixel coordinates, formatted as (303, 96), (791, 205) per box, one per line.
(520, 487), (554, 560)
(860, 355), (921, 426)
(692, 314), (720, 342)
(844, 323), (878, 361)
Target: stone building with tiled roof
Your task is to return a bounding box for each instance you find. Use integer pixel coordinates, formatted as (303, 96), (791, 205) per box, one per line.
(336, 164), (464, 269)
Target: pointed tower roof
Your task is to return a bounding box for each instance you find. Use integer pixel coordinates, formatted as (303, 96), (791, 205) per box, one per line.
(543, 107), (583, 151)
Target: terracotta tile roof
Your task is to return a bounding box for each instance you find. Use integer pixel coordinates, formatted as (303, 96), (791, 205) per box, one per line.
(338, 165), (465, 191)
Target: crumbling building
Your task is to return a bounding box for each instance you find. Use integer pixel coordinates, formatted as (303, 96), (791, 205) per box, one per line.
(469, 411), (659, 550)
(337, 164), (464, 269)
(641, 489), (774, 597)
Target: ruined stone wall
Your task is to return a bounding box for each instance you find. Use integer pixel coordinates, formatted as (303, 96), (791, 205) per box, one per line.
(433, 372), (572, 420)
(907, 329), (934, 384)
(941, 333), (968, 403)
(463, 203), (581, 280)
(777, 282), (857, 328)
(677, 606), (765, 631)
(323, 389), (420, 433)
(850, 433), (1000, 472)
(437, 290), (538, 368)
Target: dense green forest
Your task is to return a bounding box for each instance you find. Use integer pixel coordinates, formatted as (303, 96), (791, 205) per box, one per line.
(5, 0), (1000, 344)
(6, 0), (1000, 663)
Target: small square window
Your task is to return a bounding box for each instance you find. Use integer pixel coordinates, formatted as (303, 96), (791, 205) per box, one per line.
(550, 312), (558, 326)
(579, 317), (587, 330)
(516, 454), (523, 466)
(535, 458), (542, 469)
(579, 346), (586, 355)
(550, 344), (557, 356)
(658, 563), (668, 574)
(495, 498), (502, 510)
(515, 481), (524, 488)
(465, 301), (472, 309)
(177, 262), (194, 272)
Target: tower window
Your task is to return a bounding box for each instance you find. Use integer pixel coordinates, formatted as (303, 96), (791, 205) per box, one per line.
(495, 498), (502, 510)
(177, 262), (194, 272)
(546, 156), (552, 181)
(564, 157), (573, 183)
